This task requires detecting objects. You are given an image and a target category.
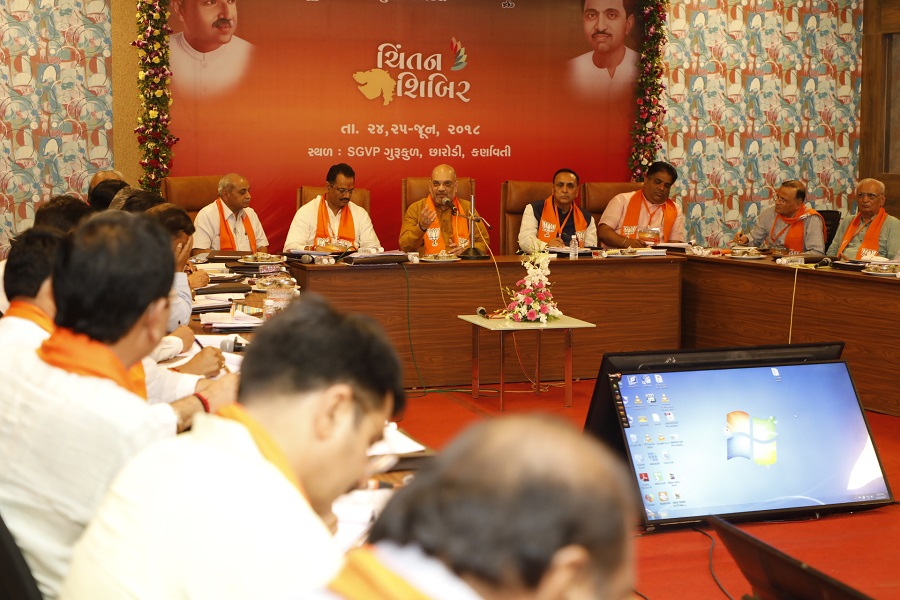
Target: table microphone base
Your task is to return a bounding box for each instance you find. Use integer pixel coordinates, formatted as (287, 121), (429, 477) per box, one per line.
(459, 248), (489, 260)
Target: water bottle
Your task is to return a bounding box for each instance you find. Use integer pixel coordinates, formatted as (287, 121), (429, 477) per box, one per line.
(569, 235), (578, 260)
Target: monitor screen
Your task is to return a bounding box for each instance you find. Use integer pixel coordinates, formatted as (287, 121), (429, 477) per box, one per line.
(611, 361), (891, 529)
(583, 343), (845, 458)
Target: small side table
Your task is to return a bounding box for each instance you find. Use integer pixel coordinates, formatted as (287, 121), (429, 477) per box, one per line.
(458, 315), (596, 411)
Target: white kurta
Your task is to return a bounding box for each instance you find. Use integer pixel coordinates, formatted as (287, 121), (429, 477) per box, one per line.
(0, 346), (177, 599)
(62, 414), (342, 600)
(599, 191), (686, 248)
(192, 200), (269, 252)
(567, 47), (639, 104)
(283, 196), (381, 251)
(169, 32), (254, 97)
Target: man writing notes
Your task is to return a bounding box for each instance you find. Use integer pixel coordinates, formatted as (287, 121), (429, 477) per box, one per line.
(192, 172), (269, 255)
(319, 416), (636, 600)
(567, 0), (639, 104)
(598, 161), (684, 248)
(283, 163), (380, 252)
(518, 168), (597, 253)
(63, 295), (406, 599)
(0, 212), (236, 599)
(169, 0), (254, 97)
(733, 180), (826, 255)
(399, 163), (490, 255)
(827, 178), (900, 260)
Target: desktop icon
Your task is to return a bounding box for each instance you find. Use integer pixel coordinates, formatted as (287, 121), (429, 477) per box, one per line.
(655, 374), (664, 383)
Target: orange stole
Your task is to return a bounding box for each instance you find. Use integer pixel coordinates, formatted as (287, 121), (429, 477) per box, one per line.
(771, 206), (824, 252)
(216, 199), (257, 253)
(4, 300), (55, 334)
(315, 197), (356, 246)
(536, 197), (588, 247)
(328, 546), (432, 600)
(621, 191), (677, 241)
(422, 195), (470, 254)
(37, 328), (147, 400)
(836, 208), (888, 259)
(216, 403), (305, 496)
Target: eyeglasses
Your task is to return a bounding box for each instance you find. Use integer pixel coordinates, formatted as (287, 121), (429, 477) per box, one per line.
(329, 185), (355, 196)
(856, 192), (880, 200)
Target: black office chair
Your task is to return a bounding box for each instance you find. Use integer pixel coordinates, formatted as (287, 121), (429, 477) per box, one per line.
(0, 510), (43, 600)
(818, 209), (842, 251)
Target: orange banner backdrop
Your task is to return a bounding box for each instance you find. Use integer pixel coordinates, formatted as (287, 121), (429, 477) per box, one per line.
(168, 0), (640, 251)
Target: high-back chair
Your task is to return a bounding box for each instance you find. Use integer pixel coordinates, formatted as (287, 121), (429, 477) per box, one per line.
(159, 175), (222, 222)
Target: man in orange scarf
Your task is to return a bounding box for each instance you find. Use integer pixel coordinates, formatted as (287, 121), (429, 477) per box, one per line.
(0, 212), (236, 599)
(827, 178), (900, 260)
(283, 163), (381, 252)
(322, 416), (636, 600)
(518, 168), (597, 253)
(733, 180), (826, 254)
(400, 163), (490, 255)
(192, 172), (269, 256)
(598, 161), (684, 248)
(63, 296), (406, 599)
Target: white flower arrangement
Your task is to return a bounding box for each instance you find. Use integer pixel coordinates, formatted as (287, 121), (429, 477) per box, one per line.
(504, 249), (564, 323)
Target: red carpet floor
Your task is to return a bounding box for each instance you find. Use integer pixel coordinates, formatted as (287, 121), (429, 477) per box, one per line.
(398, 380), (900, 599)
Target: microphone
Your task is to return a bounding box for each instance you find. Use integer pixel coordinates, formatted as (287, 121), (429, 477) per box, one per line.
(440, 197), (452, 208)
(476, 306), (489, 319)
(219, 337), (248, 352)
(813, 257), (833, 269)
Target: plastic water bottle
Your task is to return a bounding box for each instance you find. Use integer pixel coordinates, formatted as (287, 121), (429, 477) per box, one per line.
(569, 235), (578, 259)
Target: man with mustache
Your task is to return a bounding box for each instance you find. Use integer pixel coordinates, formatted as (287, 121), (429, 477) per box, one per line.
(518, 168), (597, 253)
(568, 0), (639, 104)
(827, 178), (900, 260)
(733, 180), (826, 255)
(598, 161), (684, 249)
(169, 0), (254, 97)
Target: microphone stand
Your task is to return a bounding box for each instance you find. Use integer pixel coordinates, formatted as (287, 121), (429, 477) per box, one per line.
(459, 192), (489, 260)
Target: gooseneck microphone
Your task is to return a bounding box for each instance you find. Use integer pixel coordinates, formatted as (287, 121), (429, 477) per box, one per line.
(476, 306), (489, 318)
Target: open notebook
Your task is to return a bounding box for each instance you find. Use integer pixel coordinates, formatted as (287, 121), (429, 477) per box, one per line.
(609, 361), (892, 529)
(708, 516), (873, 600)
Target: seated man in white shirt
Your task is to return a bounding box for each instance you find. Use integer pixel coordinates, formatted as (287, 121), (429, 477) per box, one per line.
(598, 161), (684, 248)
(0, 212), (236, 599)
(284, 163), (381, 252)
(320, 416), (636, 599)
(518, 168), (597, 253)
(193, 173), (269, 255)
(63, 295), (406, 599)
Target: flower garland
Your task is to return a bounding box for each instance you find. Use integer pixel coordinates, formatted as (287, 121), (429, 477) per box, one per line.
(132, 1), (178, 191)
(503, 249), (564, 324)
(629, 0), (669, 182)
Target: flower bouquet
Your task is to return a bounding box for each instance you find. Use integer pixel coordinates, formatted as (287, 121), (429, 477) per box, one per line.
(503, 249), (563, 323)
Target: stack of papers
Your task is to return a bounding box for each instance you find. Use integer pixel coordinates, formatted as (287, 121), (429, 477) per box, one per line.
(192, 293), (245, 313)
(199, 311), (263, 331)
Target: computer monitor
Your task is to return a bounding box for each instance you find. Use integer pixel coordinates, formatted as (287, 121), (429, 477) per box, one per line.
(612, 361), (891, 530)
(708, 516), (873, 600)
(584, 343), (845, 458)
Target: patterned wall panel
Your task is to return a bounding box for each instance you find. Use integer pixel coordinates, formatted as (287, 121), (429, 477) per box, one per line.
(661, 0), (863, 246)
(0, 0), (112, 256)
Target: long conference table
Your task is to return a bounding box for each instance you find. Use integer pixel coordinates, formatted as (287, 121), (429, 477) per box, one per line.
(286, 254), (900, 417)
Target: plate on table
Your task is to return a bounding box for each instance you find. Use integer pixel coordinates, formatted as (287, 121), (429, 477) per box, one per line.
(237, 256), (285, 265)
(421, 256), (461, 263)
(726, 254), (766, 260)
(862, 271), (900, 277)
